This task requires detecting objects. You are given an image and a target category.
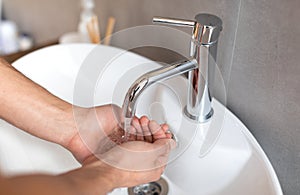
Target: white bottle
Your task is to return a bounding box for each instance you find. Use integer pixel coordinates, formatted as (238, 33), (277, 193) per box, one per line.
(78, 0), (96, 42)
(0, 20), (19, 54)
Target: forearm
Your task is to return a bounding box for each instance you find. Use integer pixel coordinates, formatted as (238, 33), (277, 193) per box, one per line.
(0, 174), (76, 195)
(0, 169), (113, 195)
(0, 58), (75, 147)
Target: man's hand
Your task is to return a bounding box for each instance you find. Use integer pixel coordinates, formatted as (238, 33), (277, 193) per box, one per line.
(77, 138), (175, 190)
(65, 104), (122, 163)
(0, 136), (175, 195)
(64, 108), (176, 193)
(65, 104), (173, 163)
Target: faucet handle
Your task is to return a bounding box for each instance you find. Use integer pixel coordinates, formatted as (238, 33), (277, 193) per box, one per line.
(152, 17), (196, 28)
(153, 14), (222, 45)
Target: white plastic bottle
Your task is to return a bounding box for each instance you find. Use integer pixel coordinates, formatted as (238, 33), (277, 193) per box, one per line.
(0, 20), (19, 54)
(78, 0), (96, 42)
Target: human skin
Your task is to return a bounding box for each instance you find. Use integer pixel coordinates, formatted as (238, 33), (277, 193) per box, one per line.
(0, 58), (175, 194)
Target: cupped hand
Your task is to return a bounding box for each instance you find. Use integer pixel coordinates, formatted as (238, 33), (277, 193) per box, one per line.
(64, 137), (175, 195)
(80, 132), (176, 190)
(64, 108), (176, 192)
(66, 104), (172, 163)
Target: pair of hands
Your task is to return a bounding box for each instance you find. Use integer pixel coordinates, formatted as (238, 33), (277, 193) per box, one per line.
(0, 58), (175, 194)
(65, 104), (175, 191)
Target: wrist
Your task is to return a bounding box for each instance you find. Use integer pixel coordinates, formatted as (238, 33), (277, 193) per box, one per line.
(61, 106), (93, 162)
(62, 159), (116, 195)
(49, 102), (77, 147)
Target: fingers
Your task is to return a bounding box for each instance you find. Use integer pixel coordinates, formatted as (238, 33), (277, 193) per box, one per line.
(149, 120), (167, 140)
(140, 116), (153, 143)
(126, 116), (172, 143)
(161, 123), (173, 139)
(127, 125), (137, 142)
(132, 117), (144, 141)
(161, 124), (169, 132)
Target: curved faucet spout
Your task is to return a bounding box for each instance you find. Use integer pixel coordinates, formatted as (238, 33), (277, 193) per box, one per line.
(122, 58), (198, 129)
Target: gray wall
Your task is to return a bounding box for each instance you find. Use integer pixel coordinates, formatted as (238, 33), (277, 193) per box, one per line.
(3, 0), (300, 194)
(227, 0), (300, 194)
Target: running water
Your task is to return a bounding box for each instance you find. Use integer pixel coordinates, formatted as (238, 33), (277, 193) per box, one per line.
(121, 117), (133, 142)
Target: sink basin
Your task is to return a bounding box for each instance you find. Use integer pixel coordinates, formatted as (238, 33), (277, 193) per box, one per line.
(0, 44), (282, 195)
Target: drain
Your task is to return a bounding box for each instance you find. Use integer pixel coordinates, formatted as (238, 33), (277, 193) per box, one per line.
(128, 177), (169, 195)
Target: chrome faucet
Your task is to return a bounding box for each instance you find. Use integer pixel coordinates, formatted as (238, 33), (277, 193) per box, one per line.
(122, 13), (222, 127)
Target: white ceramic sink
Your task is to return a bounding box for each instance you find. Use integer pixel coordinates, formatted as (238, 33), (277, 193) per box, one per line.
(0, 44), (282, 195)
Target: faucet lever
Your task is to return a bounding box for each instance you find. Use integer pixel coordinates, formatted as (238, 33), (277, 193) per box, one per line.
(152, 17), (196, 28)
(153, 14), (222, 45)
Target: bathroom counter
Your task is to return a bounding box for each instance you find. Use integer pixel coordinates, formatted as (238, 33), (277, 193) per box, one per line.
(0, 40), (58, 63)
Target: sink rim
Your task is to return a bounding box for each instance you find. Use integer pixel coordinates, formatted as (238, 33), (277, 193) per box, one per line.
(225, 106), (283, 194)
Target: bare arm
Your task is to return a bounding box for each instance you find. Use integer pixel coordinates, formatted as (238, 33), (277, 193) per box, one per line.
(0, 58), (173, 162)
(0, 58), (75, 147)
(0, 58), (130, 162)
(0, 58), (175, 194)
(0, 162), (114, 195)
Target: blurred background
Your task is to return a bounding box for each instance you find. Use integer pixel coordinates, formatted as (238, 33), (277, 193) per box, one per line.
(0, 0), (299, 194)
